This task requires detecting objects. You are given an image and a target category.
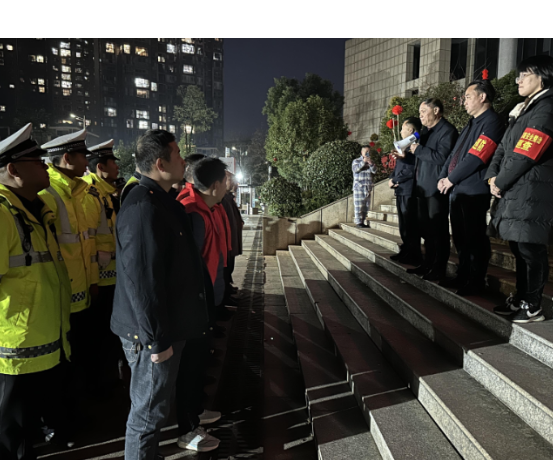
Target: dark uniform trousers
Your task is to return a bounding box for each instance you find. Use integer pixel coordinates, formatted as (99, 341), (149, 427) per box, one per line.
(396, 195), (421, 258)
(449, 193), (491, 286)
(417, 193), (450, 273)
(509, 242), (550, 307)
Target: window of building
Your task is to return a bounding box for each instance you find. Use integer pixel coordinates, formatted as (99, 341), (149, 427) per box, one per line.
(183, 65), (194, 74)
(38, 78), (45, 85)
(474, 38), (500, 80)
(159, 115), (167, 122)
(135, 77), (149, 88)
(105, 107), (117, 117)
(7, 45), (13, 51)
(61, 81), (72, 88)
(29, 55), (37, 62)
(61, 73), (71, 80)
(158, 38), (166, 43)
(151, 82), (158, 91)
(62, 65), (71, 73)
(135, 46), (148, 57)
(152, 123), (159, 130)
(61, 49), (71, 57)
(51, 47), (58, 55)
(158, 55), (165, 63)
(123, 44), (131, 54)
(106, 43), (115, 53)
(39, 86), (45, 93)
(136, 110), (149, 119)
(136, 89), (150, 98)
(75, 67), (82, 74)
(37, 55), (44, 63)
(169, 125), (176, 133)
(407, 42), (421, 81)
(76, 51), (81, 58)
(9, 84), (15, 89)
(213, 52), (222, 61)
(40, 123), (46, 128)
(168, 65), (175, 73)
(75, 83), (83, 88)
(60, 41), (70, 49)
(182, 44), (195, 54)
(126, 119), (134, 128)
(0, 44), (3, 49)
(214, 81), (222, 90)
(63, 89), (72, 96)
(0, 105), (5, 112)
(54, 80), (60, 87)
(159, 105), (166, 113)
(138, 120), (149, 129)
(182, 38), (193, 43)
(450, 38), (468, 80)
(167, 44), (177, 54)
(159, 124), (167, 130)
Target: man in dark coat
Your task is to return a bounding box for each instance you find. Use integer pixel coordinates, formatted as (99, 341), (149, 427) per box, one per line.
(389, 117), (423, 265)
(438, 80), (506, 296)
(111, 130), (210, 459)
(486, 55), (553, 323)
(407, 99), (459, 280)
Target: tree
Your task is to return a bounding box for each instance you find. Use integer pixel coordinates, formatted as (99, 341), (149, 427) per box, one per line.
(13, 108), (53, 145)
(113, 140), (137, 180)
(258, 177), (302, 217)
(173, 85), (218, 155)
(243, 129), (269, 186)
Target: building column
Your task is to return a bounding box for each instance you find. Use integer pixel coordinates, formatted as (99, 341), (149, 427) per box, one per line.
(498, 39), (518, 78)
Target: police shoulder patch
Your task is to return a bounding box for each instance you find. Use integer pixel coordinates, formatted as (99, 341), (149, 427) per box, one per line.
(468, 134), (497, 163)
(513, 127), (552, 161)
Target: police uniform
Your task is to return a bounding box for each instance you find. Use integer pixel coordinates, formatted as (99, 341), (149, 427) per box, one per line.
(439, 108), (505, 293)
(0, 124), (72, 459)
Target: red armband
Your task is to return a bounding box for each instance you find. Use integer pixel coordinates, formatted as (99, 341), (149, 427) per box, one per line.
(468, 135), (497, 163)
(513, 128), (552, 162)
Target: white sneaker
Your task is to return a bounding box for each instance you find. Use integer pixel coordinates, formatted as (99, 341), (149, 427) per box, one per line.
(177, 426), (220, 452)
(199, 409), (221, 425)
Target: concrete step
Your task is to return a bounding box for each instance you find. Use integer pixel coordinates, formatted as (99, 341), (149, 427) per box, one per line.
(276, 251), (381, 460)
(316, 232), (553, 446)
(298, 240), (553, 460)
(340, 222), (553, 321)
(283, 249), (460, 460)
(380, 204), (397, 214)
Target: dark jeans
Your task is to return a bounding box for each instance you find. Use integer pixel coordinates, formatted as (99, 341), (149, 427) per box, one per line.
(121, 337), (185, 460)
(417, 194), (450, 273)
(450, 193), (491, 286)
(0, 366), (65, 459)
(176, 337), (209, 435)
(396, 195), (421, 258)
(509, 242), (550, 307)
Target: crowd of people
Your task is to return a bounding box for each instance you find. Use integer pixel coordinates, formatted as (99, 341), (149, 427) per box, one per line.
(353, 54), (553, 324)
(0, 126), (243, 459)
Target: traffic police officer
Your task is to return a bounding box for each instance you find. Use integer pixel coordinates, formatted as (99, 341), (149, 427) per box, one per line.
(0, 124), (72, 459)
(438, 80), (506, 296)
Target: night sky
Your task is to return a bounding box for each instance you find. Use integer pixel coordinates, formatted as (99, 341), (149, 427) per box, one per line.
(223, 38), (348, 141)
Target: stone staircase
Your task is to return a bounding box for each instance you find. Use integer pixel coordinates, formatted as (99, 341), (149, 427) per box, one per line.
(275, 198), (553, 460)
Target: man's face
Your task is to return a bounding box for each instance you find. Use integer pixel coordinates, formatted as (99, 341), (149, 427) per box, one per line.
(11, 157), (50, 192)
(361, 147), (370, 157)
(68, 151), (89, 177)
(99, 158), (119, 182)
(464, 85), (485, 117)
(225, 172), (234, 191)
(215, 174), (228, 202)
(419, 103), (438, 127)
(164, 141), (185, 184)
(400, 122), (415, 140)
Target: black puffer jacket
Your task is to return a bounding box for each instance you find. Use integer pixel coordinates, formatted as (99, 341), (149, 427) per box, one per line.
(486, 88), (553, 245)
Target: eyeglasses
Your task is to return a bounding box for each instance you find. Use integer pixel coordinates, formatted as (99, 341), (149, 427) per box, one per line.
(515, 72), (534, 84)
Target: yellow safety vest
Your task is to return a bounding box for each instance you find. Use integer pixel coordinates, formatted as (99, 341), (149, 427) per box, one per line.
(82, 173), (117, 286)
(39, 165), (99, 313)
(0, 185), (72, 375)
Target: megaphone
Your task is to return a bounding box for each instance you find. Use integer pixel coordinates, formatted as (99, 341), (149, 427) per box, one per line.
(393, 132), (420, 156)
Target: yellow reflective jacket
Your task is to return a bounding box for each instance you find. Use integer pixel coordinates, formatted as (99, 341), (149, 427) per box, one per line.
(0, 185), (72, 375)
(82, 173), (117, 286)
(39, 165), (99, 313)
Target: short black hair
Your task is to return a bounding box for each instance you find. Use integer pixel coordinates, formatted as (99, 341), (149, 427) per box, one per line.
(192, 157), (227, 191)
(404, 117), (422, 133)
(88, 156), (115, 174)
(517, 55), (553, 89)
(361, 144), (371, 150)
(467, 79), (496, 103)
(184, 153), (207, 183)
(422, 98), (444, 115)
(135, 130), (175, 174)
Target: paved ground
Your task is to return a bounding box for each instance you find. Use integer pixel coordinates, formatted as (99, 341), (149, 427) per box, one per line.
(35, 215), (316, 460)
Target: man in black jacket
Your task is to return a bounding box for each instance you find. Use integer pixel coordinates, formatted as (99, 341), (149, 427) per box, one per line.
(111, 130), (210, 460)
(438, 80), (506, 296)
(407, 98), (459, 281)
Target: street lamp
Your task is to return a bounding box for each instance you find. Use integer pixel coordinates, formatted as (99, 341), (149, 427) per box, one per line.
(70, 113), (87, 129)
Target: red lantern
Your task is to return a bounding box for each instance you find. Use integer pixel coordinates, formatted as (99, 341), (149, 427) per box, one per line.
(386, 119), (395, 129)
(392, 105), (404, 116)
(347, 131), (352, 136)
(377, 148), (382, 153)
(369, 142), (375, 147)
(273, 158), (277, 162)
(482, 69), (489, 80)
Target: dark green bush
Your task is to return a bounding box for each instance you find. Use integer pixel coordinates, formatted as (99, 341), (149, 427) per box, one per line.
(258, 177), (303, 217)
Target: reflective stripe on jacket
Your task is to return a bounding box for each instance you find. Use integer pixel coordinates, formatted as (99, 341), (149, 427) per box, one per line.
(0, 185), (72, 375)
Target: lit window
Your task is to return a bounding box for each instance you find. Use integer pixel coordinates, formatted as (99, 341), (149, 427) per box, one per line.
(9, 84), (15, 89)
(151, 82), (157, 91)
(136, 89), (150, 98)
(62, 65), (71, 73)
(61, 81), (72, 88)
(169, 125), (176, 134)
(158, 55), (165, 63)
(135, 47), (148, 57)
(29, 55), (36, 62)
(54, 80), (60, 87)
(0, 44), (3, 49)
(40, 123), (46, 128)
(76, 52), (81, 58)
(37, 55), (44, 63)
(159, 105), (166, 113)
(183, 65), (194, 74)
(135, 78), (149, 88)
(167, 44), (177, 54)
(182, 44), (195, 54)
(52, 65), (59, 71)
(138, 120), (149, 130)
(7, 45), (13, 51)
(123, 44), (131, 54)
(0, 105), (5, 112)
(60, 41), (70, 49)
(63, 89), (71, 96)
(159, 115), (167, 122)
(38, 78), (45, 85)
(182, 38), (193, 43)
(105, 107), (117, 117)
(159, 125), (166, 130)
(126, 119), (133, 128)
(60, 49), (71, 57)
(39, 86), (45, 93)
(62, 74), (71, 80)
(52, 48), (58, 55)
(213, 52), (222, 61)
(136, 110), (149, 119)
(106, 43), (115, 53)
(152, 123), (159, 130)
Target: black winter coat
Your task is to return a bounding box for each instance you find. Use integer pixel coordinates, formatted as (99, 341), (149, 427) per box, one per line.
(111, 176), (209, 353)
(486, 88), (553, 245)
(389, 150), (415, 196)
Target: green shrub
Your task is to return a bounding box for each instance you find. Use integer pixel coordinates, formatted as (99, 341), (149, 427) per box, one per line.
(258, 177), (303, 217)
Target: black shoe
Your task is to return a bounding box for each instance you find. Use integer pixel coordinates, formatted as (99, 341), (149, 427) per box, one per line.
(356, 223), (366, 228)
(493, 293), (521, 316)
(406, 265), (429, 276)
(511, 301), (545, 323)
(225, 297), (238, 307)
(439, 276), (464, 289)
(398, 255), (423, 266)
(456, 283), (485, 297)
(422, 270), (446, 281)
